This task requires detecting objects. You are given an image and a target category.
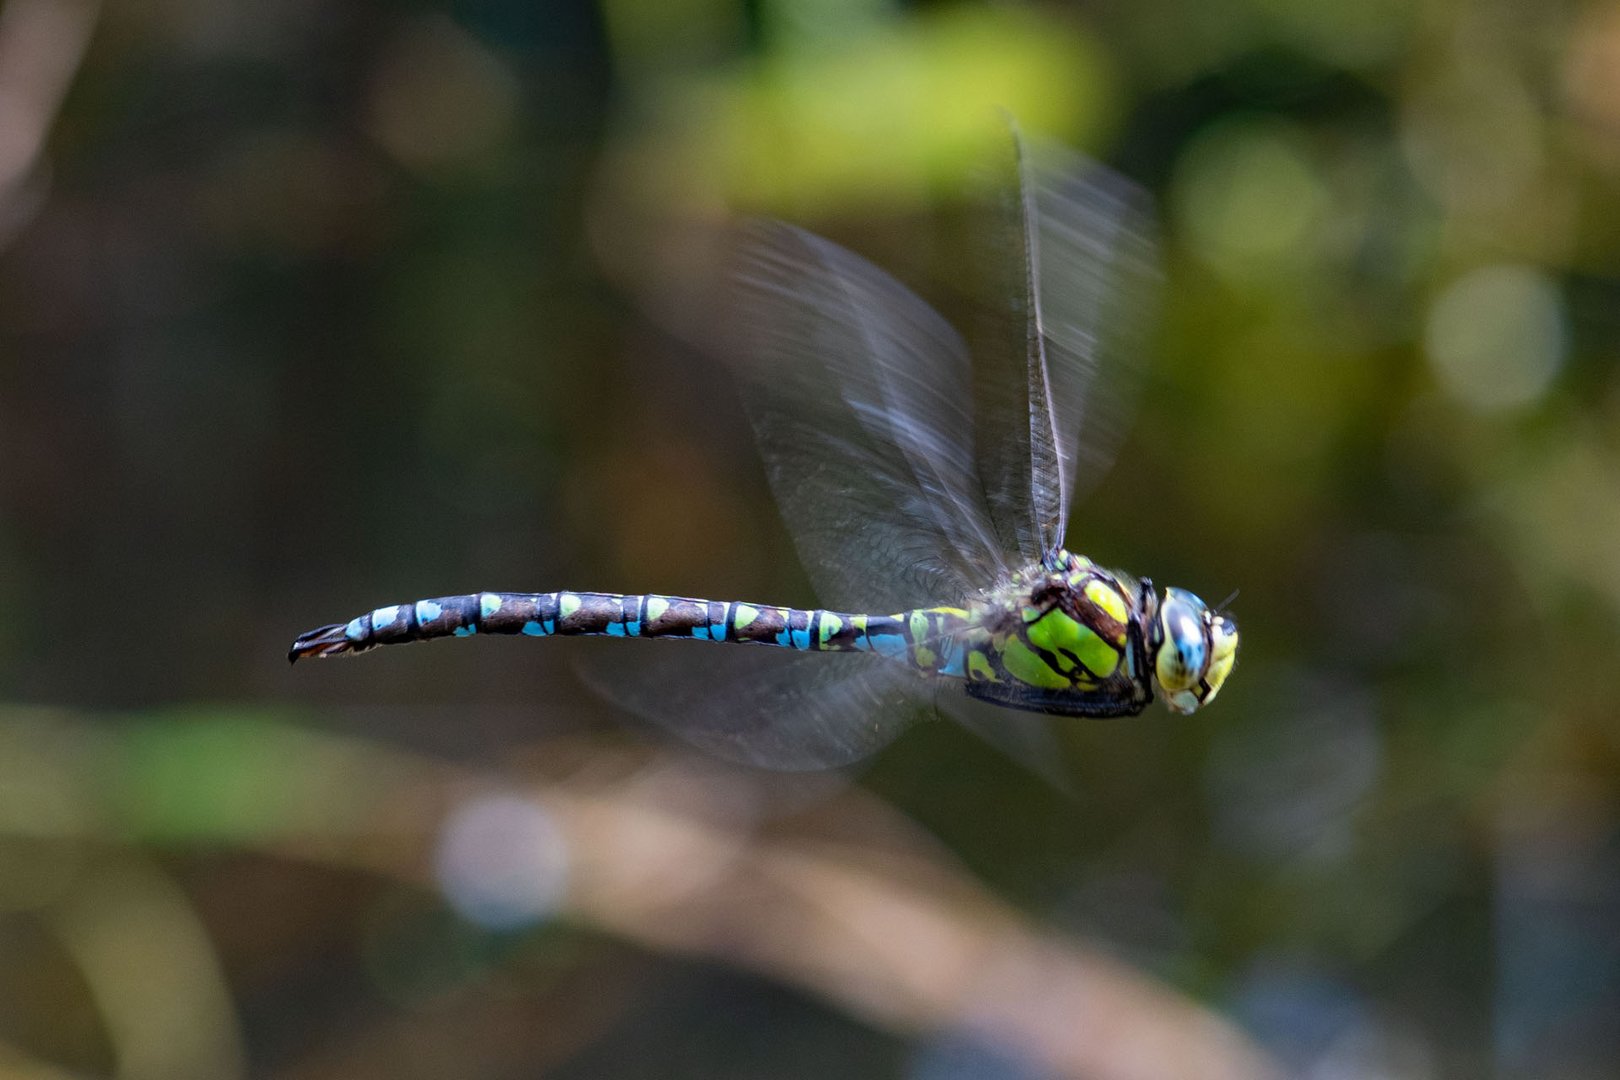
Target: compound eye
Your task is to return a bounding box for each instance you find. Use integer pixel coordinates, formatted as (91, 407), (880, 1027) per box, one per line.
(1154, 589), (1209, 694)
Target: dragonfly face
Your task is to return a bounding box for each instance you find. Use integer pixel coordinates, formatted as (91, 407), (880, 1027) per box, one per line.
(1150, 587), (1239, 714)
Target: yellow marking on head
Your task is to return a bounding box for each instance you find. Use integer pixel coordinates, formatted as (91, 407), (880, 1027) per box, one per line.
(645, 596), (668, 623)
(559, 593), (581, 619)
(1002, 638), (1071, 690)
(733, 604), (759, 629)
(967, 651), (998, 682)
(1085, 579), (1129, 624)
(1202, 617), (1239, 704)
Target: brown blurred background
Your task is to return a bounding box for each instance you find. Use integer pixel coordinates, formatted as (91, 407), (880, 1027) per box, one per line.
(1, 0), (1618, 1077)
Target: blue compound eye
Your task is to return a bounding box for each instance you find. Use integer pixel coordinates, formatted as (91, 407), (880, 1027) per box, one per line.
(1154, 589), (1241, 714)
(1155, 588), (1210, 699)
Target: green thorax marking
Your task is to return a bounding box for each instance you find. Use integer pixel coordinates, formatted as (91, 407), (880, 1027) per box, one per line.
(967, 565), (1137, 694)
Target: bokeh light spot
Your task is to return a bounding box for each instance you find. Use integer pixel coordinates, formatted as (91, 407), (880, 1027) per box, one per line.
(1424, 264), (1566, 413)
(1174, 118), (1329, 283)
(433, 793), (569, 931)
(364, 16), (518, 173)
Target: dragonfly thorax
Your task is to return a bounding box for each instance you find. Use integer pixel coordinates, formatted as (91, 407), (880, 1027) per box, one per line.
(961, 552), (1238, 720)
(959, 556), (1150, 717)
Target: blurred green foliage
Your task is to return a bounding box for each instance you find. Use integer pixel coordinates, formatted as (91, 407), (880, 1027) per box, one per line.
(1, 0), (1618, 1077)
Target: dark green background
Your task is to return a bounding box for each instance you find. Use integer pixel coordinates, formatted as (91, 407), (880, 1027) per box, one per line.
(1, 1), (1617, 1077)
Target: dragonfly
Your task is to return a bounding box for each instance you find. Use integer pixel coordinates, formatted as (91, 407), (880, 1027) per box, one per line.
(290, 126), (1239, 770)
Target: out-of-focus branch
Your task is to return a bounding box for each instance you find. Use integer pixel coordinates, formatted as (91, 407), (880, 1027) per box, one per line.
(0, 711), (1279, 1080)
(48, 856), (247, 1080)
(0, 1037), (81, 1080)
(540, 752), (1281, 1080)
(0, 0), (99, 245)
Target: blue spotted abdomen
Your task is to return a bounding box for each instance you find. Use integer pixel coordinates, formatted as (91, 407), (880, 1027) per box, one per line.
(288, 590), (959, 665)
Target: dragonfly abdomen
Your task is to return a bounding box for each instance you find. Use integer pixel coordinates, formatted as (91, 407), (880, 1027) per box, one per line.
(288, 590), (946, 663)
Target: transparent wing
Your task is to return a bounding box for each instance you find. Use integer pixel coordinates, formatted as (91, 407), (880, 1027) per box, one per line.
(935, 691), (1080, 798)
(574, 607), (1018, 772)
(723, 221), (1008, 613)
(576, 639), (935, 770)
(967, 123), (1161, 561)
(570, 131), (1155, 774)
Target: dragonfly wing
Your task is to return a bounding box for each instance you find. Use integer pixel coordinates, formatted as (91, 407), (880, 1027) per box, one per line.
(934, 690), (1080, 798)
(968, 123), (1161, 562)
(724, 222), (1007, 613)
(575, 640), (933, 771)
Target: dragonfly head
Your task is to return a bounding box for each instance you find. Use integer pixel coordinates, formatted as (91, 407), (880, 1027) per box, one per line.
(1150, 587), (1239, 714)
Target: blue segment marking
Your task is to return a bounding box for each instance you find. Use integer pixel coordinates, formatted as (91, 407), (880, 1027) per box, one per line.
(344, 617), (367, 642)
(479, 593), (502, 620)
(371, 605), (401, 630)
(704, 602), (727, 642)
(868, 632), (908, 660)
(711, 601), (733, 643)
(453, 625), (477, 637)
(415, 600), (443, 624)
(606, 621), (626, 637)
(522, 621), (548, 636)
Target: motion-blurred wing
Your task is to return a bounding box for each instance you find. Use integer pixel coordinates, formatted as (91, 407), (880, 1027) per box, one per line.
(934, 690), (1079, 798)
(577, 639), (933, 770)
(968, 124), (1161, 562)
(724, 222), (1007, 613)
